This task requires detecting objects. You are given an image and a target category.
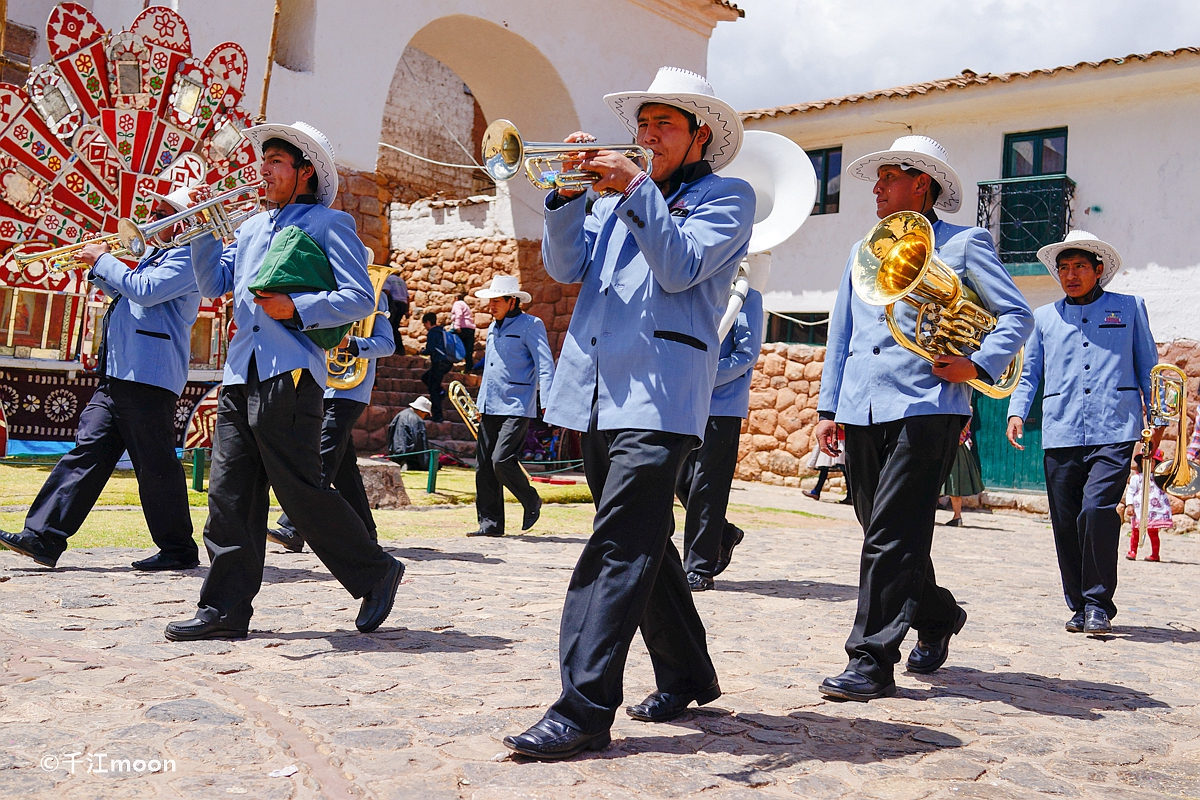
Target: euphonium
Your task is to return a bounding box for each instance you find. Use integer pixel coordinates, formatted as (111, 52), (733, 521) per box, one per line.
(326, 263), (399, 391)
(482, 119), (652, 192)
(1139, 365), (1200, 507)
(851, 210), (1023, 400)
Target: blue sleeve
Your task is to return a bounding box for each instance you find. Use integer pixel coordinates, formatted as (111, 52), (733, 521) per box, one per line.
(530, 318), (555, 403)
(351, 295), (396, 360)
(817, 250), (855, 416)
(1007, 315), (1044, 421)
(291, 213), (375, 328)
(716, 289), (763, 387)
(542, 193), (603, 285)
(91, 248), (197, 307)
(618, 176), (755, 293)
(1132, 296), (1159, 420)
(89, 269), (119, 298)
(961, 228), (1034, 383)
(190, 231), (235, 299)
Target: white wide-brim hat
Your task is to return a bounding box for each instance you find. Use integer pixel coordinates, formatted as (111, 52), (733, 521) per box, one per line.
(604, 66), (744, 172)
(847, 135), (963, 213)
(474, 274), (531, 304)
(409, 396), (433, 414)
(146, 186), (194, 213)
(244, 121), (338, 207)
(1037, 230), (1122, 287)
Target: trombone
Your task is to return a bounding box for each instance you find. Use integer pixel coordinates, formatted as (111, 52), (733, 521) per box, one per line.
(8, 180), (264, 273)
(481, 119), (652, 192)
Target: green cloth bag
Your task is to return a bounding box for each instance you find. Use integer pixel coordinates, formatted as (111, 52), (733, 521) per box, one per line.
(246, 225), (352, 350)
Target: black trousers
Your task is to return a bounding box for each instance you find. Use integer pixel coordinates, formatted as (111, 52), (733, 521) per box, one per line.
(422, 359), (453, 422)
(842, 414), (966, 683)
(277, 398), (375, 539)
(194, 365), (394, 628)
(456, 329), (476, 365)
(675, 415), (743, 578)
(1044, 441), (1134, 619)
(547, 409), (715, 735)
(23, 378), (195, 561)
(475, 413), (538, 536)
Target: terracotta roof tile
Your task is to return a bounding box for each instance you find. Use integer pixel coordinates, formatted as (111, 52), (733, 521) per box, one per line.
(740, 47), (1200, 120)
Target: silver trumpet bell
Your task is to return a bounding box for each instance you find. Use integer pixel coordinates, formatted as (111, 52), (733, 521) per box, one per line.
(116, 181), (265, 258)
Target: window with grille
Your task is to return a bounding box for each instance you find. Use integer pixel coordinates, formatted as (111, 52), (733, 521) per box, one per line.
(807, 146), (841, 215)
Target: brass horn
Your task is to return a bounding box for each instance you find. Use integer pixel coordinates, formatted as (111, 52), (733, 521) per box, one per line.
(851, 210), (1023, 400)
(326, 263), (399, 391)
(481, 119), (652, 192)
(448, 379), (531, 480)
(11, 233), (125, 273)
(1139, 365), (1200, 506)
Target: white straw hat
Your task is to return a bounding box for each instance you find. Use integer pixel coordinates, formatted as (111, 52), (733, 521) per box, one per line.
(846, 135), (963, 213)
(244, 120), (339, 207)
(147, 185), (195, 212)
(604, 66), (744, 172)
(474, 274), (531, 304)
(409, 396), (433, 414)
(1037, 230), (1123, 287)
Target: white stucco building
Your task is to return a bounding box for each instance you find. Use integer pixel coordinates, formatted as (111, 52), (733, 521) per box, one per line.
(743, 49), (1200, 343)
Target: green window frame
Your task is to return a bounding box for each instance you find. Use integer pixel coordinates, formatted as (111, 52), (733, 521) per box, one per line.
(1003, 127), (1067, 178)
(808, 146), (841, 215)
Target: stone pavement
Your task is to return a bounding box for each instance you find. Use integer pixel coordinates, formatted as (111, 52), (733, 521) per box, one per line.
(2, 488), (1200, 799)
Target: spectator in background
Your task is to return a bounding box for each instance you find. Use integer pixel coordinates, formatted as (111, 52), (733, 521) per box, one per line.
(941, 415), (983, 527)
(1188, 407), (1200, 464)
(422, 311), (454, 422)
(383, 272), (408, 353)
(388, 396), (432, 471)
(451, 292), (477, 367)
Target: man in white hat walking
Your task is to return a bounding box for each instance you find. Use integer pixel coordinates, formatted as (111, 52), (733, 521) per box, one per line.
(0, 189), (203, 572)
(503, 67), (754, 759)
(814, 136), (1032, 701)
(165, 122), (404, 641)
(1007, 231), (1159, 635)
(469, 275), (554, 538)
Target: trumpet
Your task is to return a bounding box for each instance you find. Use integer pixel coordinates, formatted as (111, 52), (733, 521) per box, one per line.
(481, 119), (653, 192)
(116, 180), (264, 258)
(12, 233), (125, 273)
(851, 210), (1023, 399)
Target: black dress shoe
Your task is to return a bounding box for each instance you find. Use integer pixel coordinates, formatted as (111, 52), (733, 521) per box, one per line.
(0, 528), (61, 568)
(1065, 610), (1086, 633)
(906, 606), (968, 674)
(164, 617), (248, 641)
(356, 557), (404, 633)
(502, 717), (609, 760)
(803, 490), (821, 500)
(131, 552), (200, 571)
(466, 528), (503, 538)
(687, 572), (714, 592)
(819, 670), (896, 702)
(714, 525), (744, 577)
(267, 527), (305, 553)
(626, 683), (721, 722)
(1084, 607), (1112, 634)
(522, 497), (543, 531)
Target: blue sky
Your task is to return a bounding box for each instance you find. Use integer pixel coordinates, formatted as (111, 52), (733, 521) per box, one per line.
(708, 0), (1200, 111)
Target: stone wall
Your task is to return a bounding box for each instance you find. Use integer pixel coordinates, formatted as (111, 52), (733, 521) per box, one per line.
(735, 343), (826, 486)
(331, 168), (390, 264)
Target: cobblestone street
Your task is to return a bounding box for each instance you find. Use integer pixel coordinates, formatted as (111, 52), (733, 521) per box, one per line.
(2, 483), (1200, 799)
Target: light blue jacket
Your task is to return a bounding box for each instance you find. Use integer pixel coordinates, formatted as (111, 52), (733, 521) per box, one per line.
(1007, 291), (1157, 449)
(710, 287), (763, 418)
(477, 310), (554, 418)
(542, 171), (755, 438)
(326, 293), (395, 405)
(190, 202), (374, 388)
(90, 245), (203, 396)
(818, 219), (1033, 425)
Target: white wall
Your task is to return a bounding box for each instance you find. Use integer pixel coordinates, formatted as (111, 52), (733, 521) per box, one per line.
(747, 55), (1200, 342)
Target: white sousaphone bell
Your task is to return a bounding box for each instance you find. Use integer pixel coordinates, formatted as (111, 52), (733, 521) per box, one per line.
(716, 130), (818, 339)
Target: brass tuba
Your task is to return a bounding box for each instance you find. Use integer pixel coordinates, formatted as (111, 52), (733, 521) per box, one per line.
(1139, 365), (1200, 507)
(326, 263), (399, 391)
(851, 210), (1023, 399)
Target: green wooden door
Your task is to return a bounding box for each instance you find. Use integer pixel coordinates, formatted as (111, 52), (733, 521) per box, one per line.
(974, 388), (1046, 491)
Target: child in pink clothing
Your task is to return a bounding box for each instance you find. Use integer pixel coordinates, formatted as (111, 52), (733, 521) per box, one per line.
(1125, 452), (1173, 562)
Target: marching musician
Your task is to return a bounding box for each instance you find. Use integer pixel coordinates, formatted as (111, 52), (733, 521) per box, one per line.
(268, 289), (395, 551)
(467, 274), (554, 538)
(1006, 231), (1159, 635)
(503, 67), (754, 759)
(0, 188), (203, 571)
(675, 285), (763, 591)
(165, 121), (404, 642)
(815, 136), (1032, 701)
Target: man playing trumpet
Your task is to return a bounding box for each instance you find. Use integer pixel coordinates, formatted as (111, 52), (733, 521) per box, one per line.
(503, 67), (754, 759)
(0, 188), (204, 571)
(815, 136), (1032, 701)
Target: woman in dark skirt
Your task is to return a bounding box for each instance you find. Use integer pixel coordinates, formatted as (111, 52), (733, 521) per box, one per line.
(942, 416), (983, 526)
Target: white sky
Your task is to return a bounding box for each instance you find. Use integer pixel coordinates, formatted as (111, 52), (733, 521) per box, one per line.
(708, 0), (1200, 111)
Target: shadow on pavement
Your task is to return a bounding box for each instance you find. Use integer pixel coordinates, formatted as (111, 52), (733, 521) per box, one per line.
(915, 666), (1170, 718)
(261, 565), (337, 583)
(387, 546), (504, 565)
(1112, 624), (1200, 644)
(252, 627), (513, 654)
(717, 579), (858, 602)
(509, 534), (589, 545)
